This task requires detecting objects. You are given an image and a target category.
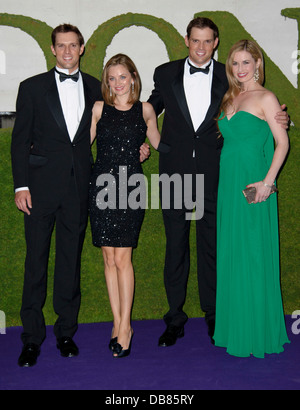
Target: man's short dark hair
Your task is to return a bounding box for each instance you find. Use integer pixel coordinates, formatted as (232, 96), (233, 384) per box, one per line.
(51, 23), (84, 46)
(186, 17), (219, 40)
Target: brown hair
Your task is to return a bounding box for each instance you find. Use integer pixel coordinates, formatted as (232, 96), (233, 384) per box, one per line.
(101, 54), (141, 106)
(219, 39), (264, 117)
(51, 24), (84, 47)
(186, 17), (219, 40)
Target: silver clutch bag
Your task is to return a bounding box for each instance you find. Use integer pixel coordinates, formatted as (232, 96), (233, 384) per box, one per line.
(242, 185), (278, 204)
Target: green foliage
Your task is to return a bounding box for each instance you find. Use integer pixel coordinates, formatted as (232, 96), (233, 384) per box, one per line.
(81, 13), (187, 79)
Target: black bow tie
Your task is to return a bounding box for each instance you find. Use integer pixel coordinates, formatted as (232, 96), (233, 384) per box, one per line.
(55, 68), (80, 82)
(188, 60), (211, 75)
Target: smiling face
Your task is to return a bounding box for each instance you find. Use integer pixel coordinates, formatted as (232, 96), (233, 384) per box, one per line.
(51, 31), (84, 73)
(107, 64), (134, 98)
(185, 27), (218, 67)
(231, 50), (261, 85)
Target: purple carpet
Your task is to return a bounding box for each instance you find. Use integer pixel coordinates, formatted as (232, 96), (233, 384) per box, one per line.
(0, 317), (299, 391)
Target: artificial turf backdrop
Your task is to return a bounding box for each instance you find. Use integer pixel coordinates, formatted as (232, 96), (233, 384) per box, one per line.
(0, 9), (299, 327)
(0, 122), (299, 327)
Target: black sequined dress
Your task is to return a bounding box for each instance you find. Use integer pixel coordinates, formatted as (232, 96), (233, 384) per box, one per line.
(89, 101), (147, 247)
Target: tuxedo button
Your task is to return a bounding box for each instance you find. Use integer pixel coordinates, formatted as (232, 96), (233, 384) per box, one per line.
(194, 133), (200, 139)
(72, 143), (76, 147)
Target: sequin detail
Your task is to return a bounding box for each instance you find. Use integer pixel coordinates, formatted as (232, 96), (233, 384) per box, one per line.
(89, 102), (147, 247)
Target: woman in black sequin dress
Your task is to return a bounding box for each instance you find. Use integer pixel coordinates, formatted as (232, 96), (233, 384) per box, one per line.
(89, 54), (161, 357)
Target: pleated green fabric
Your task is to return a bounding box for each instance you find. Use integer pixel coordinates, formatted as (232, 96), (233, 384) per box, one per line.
(214, 112), (290, 358)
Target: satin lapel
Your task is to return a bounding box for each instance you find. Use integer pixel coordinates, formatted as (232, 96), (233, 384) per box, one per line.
(171, 60), (194, 131)
(196, 61), (225, 134)
(73, 76), (94, 142)
(46, 69), (69, 137)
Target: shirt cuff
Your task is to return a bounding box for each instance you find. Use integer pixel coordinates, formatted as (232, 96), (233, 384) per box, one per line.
(15, 187), (29, 193)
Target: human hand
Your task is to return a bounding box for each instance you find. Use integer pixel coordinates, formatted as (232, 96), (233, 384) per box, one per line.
(139, 143), (150, 162)
(15, 190), (32, 215)
(274, 104), (290, 129)
(246, 181), (271, 203)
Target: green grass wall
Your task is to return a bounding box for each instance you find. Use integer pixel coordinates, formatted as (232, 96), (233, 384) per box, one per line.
(0, 123), (299, 327)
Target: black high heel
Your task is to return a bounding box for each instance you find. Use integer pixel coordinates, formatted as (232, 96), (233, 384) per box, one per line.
(113, 332), (134, 358)
(109, 337), (118, 352)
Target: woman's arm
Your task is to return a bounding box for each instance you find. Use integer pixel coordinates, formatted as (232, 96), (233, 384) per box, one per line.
(247, 92), (289, 203)
(262, 93), (289, 184)
(142, 102), (161, 150)
(90, 101), (104, 144)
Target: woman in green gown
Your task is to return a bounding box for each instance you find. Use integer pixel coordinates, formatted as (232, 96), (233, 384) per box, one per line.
(214, 40), (290, 358)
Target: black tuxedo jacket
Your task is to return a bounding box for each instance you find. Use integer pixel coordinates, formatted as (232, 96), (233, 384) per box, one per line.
(148, 58), (228, 195)
(11, 68), (101, 203)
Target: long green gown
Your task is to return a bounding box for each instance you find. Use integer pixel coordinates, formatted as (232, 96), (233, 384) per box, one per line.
(213, 111), (290, 358)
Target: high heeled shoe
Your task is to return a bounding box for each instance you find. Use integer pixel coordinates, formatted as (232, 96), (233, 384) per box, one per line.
(109, 337), (118, 352)
(113, 332), (134, 358)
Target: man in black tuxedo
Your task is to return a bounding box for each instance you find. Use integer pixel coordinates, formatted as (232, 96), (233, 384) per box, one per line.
(148, 17), (226, 346)
(148, 17), (287, 347)
(11, 24), (102, 367)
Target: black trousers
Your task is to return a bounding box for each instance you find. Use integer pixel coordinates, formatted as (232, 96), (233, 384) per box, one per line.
(20, 176), (88, 346)
(162, 192), (217, 327)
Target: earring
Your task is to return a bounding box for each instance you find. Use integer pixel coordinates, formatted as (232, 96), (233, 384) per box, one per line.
(131, 82), (134, 94)
(253, 69), (259, 83)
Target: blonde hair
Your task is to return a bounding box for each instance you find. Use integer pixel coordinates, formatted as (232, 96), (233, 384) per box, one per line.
(101, 54), (141, 106)
(219, 39), (264, 117)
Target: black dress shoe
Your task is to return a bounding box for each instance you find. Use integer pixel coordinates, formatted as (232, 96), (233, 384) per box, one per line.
(158, 325), (184, 347)
(57, 337), (79, 357)
(18, 343), (40, 367)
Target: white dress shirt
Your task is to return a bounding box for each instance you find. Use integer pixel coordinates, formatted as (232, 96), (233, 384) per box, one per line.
(55, 66), (85, 141)
(183, 58), (214, 132)
(15, 67), (85, 193)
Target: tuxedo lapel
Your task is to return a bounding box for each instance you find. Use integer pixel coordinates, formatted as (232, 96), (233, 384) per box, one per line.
(45, 70), (94, 143)
(171, 59), (224, 135)
(196, 61), (225, 134)
(46, 69), (69, 137)
(171, 60), (194, 132)
(73, 75), (94, 142)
